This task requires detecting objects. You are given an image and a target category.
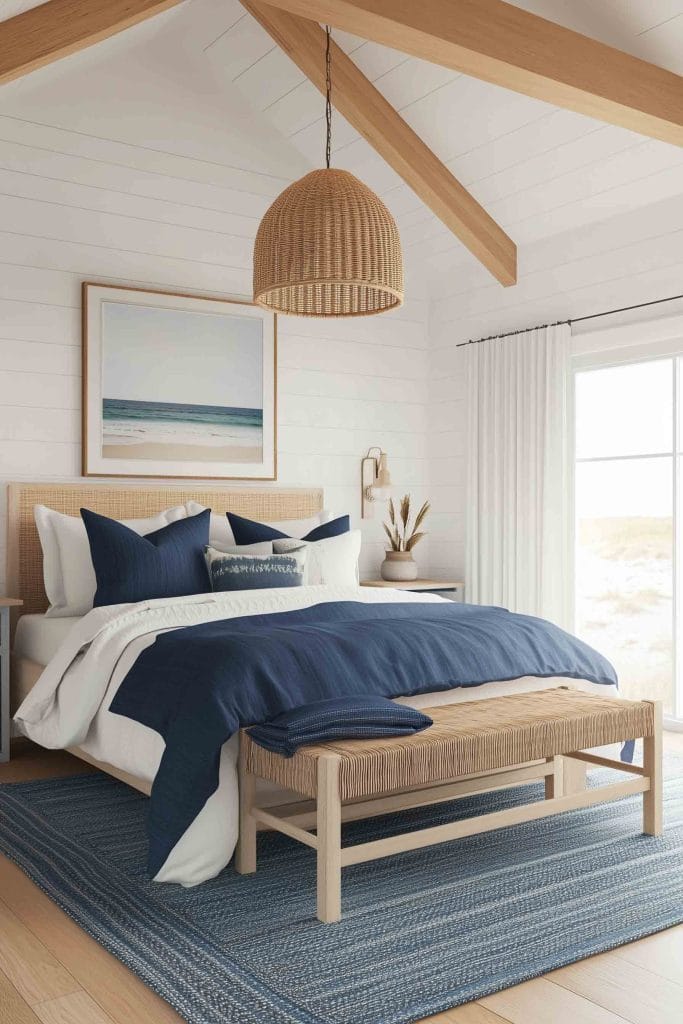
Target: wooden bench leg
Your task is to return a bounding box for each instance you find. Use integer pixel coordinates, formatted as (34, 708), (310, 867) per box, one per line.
(561, 754), (587, 796)
(316, 754), (342, 924)
(236, 737), (257, 874)
(544, 756), (563, 799)
(643, 700), (663, 837)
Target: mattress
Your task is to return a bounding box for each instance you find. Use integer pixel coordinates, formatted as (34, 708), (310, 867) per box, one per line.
(13, 613), (82, 666)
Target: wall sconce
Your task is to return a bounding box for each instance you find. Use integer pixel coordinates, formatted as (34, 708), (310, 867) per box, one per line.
(361, 447), (391, 518)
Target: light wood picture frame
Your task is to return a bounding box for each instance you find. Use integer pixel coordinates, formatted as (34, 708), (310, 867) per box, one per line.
(82, 283), (277, 480)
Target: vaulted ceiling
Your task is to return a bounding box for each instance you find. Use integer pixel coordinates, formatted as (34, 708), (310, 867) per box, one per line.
(3, 0), (683, 298)
(210, 0), (683, 292)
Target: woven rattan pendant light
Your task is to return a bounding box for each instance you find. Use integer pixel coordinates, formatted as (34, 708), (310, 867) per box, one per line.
(253, 28), (403, 317)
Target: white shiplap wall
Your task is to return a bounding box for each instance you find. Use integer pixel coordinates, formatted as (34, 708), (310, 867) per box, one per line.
(428, 190), (683, 581)
(0, 20), (432, 590)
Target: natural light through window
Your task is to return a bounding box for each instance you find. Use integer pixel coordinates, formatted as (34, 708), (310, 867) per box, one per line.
(574, 358), (675, 714)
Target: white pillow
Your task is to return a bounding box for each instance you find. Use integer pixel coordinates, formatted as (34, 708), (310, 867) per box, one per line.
(35, 504), (187, 617)
(273, 530), (361, 586)
(34, 506), (66, 613)
(204, 540), (270, 557)
(186, 501), (332, 546)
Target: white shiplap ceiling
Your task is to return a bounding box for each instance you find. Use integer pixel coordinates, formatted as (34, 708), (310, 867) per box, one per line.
(2, 0), (683, 294)
(199, 0), (683, 293)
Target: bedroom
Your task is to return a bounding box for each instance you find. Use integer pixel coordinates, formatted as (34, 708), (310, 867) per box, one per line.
(0, 1), (680, 1022)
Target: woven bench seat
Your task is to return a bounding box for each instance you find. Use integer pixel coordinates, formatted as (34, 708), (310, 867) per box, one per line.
(243, 689), (653, 801)
(236, 688), (662, 923)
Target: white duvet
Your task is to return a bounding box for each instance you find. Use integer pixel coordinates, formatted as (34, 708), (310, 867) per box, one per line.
(15, 585), (617, 886)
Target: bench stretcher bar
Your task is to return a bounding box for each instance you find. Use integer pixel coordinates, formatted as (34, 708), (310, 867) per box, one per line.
(340, 775), (648, 867)
(253, 766), (649, 864)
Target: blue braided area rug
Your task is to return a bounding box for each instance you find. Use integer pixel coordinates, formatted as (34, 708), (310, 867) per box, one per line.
(0, 756), (681, 1024)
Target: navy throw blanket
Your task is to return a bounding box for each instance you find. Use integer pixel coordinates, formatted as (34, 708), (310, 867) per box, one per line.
(109, 601), (617, 876)
(247, 695), (433, 757)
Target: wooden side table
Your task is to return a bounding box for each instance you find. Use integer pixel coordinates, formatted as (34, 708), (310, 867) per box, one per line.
(360, 579), (465, 602)
(1, 598), (23, 764)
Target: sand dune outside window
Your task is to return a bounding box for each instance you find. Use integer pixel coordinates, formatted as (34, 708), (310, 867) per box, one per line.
(574, 358), (676, 714)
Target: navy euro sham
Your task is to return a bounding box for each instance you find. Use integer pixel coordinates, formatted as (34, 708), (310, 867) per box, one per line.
(81, 507), (211, 606)
(227, 511), (350, 545)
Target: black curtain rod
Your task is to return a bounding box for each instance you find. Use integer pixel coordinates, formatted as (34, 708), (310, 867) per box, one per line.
(455, 291), (683, 348)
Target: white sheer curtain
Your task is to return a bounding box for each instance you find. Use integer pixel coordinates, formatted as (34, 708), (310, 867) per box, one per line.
(465, 323), (571, 626)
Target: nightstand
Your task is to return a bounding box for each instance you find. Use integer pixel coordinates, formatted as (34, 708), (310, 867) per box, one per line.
(1, 598), (23, 764)
(360, 580), (465, 602)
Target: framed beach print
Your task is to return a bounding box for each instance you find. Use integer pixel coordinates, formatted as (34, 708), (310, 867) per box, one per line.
(82, 284), (276, 479)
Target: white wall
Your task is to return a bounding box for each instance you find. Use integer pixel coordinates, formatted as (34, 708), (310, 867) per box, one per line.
(427, 191), (683, 583)
(0, 18), (432, 592)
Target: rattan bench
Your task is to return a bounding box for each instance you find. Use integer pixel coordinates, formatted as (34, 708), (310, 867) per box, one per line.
(235, 688), (662, 923)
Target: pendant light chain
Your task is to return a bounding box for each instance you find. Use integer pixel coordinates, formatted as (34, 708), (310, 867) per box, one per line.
(325, 25), (332, 169)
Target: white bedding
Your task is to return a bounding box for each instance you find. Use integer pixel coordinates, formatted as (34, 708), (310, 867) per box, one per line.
(14, 614), (83, 665)
(14, 585), (618, 887)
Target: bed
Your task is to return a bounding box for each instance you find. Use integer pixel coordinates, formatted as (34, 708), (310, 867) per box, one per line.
(7, 481), (617, 887)
(8, 482), (326, 797)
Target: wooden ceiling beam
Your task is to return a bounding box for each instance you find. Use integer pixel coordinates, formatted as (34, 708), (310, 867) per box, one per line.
(0, 0), (186, 86)
(243, 1), (517, 286)
(257, 0), (683, 147)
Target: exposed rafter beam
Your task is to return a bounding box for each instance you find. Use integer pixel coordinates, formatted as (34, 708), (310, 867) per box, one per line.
(0, 0), (185, 87)
(243, 1), (516, 286)
(257, 0), (683, 148)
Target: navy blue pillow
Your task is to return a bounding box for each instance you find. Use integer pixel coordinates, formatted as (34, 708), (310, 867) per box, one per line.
(81, 507), (211, 607)
(227, 512), (350, 545)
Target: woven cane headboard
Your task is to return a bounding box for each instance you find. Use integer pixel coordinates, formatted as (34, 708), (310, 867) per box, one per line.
(7, 482), (323, 616)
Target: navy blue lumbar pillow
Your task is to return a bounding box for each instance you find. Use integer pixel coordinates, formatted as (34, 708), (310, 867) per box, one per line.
(227, 512), (350, 545)
(81, 507), (211, 607)
(247, 695), (433, 757)
(204, 546), (306, 592)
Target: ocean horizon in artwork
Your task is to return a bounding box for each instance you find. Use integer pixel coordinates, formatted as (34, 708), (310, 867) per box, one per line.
(102, 398), (263, 463)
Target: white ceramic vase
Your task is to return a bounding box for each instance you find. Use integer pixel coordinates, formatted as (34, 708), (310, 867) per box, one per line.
(380, 550), (418, 582)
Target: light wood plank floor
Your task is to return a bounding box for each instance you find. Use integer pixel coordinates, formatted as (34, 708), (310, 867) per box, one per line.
(0, 738), (681, 1024)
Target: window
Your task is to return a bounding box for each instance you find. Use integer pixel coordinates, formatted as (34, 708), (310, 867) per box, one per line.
(574, 358), (677, 715)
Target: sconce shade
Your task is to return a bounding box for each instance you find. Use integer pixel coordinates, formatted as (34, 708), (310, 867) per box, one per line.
(253, 168), (404, 318)
(362, 447), (391, 516)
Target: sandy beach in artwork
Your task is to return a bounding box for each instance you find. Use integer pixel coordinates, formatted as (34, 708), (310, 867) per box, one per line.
(101, 398), (264, 465)
(103, 440), (262, 462)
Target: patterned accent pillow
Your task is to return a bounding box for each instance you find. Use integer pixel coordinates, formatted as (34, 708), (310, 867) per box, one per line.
(205, 546), (307, 592)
